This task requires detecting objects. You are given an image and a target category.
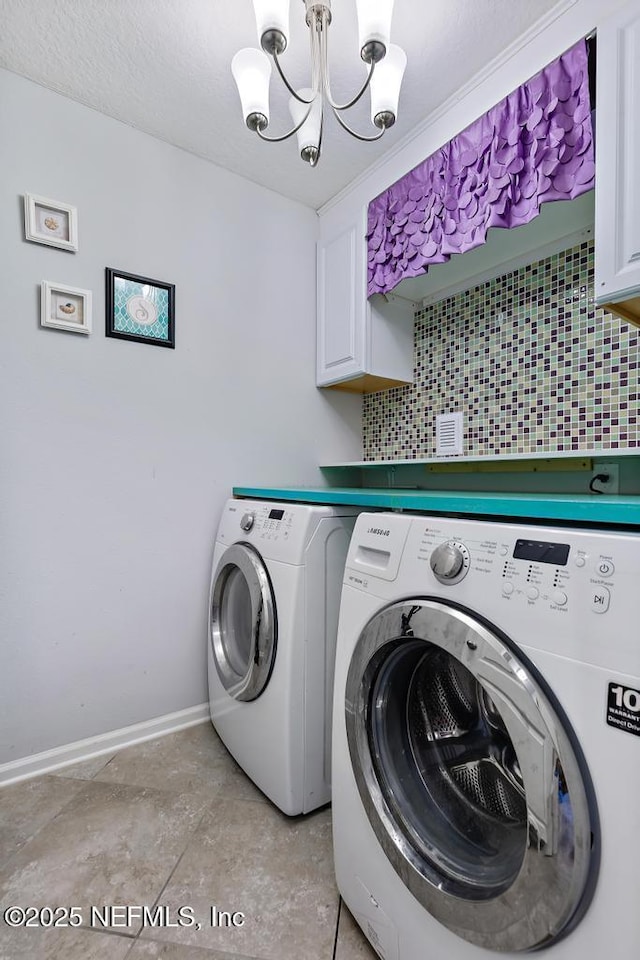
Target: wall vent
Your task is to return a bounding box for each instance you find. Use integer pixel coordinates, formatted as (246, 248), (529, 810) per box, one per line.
(436, 412), (463, 456)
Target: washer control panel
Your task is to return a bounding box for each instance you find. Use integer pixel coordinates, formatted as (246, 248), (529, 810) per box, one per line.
(239, 503), (293, 542)
(417, 523), (620, 618)
(499, 536), (573, 609)
(220, 499), (359, 566)
(347, 511), (639, 673)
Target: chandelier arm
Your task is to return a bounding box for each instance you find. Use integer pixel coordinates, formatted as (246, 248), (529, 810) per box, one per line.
(316, 5), (375, 113)
(255, 102), (314, 143)
(326, 60), (376, 112)
(272, 50), (315, 104)
(331, 105), (387, 143)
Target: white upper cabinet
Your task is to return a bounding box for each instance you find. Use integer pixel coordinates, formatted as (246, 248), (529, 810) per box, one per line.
(317, 216), (362, 386)
(317, 206), (415, 392)
(595, 0), (640, 326)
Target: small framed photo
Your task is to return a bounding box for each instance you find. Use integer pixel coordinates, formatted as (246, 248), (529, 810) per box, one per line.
(24, 194), (78, 252)
(105, 268), (175, 348)
(41, 281), (92, 334)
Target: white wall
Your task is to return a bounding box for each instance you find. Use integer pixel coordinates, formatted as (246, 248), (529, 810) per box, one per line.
(0, 69), (361, 767)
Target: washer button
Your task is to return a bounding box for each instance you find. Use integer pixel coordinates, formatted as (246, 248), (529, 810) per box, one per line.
(553, 590), (568, 606)
(502, 582), (514, 596)
(575, 556), (586, 568)
(527, 587), (539, 600)
(499, 546), (509, 557)
(590, 586), (610, 614)
(596, 559), (614, 577)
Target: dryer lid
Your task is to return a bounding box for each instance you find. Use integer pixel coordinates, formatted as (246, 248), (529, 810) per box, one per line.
(345, 599), (599, 952)
(209, 543), (277, 702)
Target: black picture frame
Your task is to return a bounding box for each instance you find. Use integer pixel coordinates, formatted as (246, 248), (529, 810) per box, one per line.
(105, 268), (175, 348)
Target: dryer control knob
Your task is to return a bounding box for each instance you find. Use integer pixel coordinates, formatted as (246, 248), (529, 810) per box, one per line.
(240, 512), (255, 531)
(430, 541), (468, 584)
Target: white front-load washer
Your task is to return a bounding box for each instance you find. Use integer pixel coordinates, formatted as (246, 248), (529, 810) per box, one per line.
(207, 497), (359, 815)
(332, 511), (640, 958)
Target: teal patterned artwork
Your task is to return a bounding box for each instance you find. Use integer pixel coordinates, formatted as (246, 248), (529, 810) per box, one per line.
(106, 269), (175, 348)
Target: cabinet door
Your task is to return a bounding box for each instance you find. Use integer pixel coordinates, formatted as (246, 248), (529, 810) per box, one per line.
(317, 221), (365, 386)
(317, 208), (414, 392)
(595, 0), (640, 318)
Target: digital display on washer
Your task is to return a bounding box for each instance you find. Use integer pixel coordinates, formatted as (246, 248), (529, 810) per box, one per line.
(268, 509), (285, 520)
(513, 539), (570, 565)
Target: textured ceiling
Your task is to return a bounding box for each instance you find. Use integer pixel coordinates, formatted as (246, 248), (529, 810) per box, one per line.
(0, 0), (564, 209)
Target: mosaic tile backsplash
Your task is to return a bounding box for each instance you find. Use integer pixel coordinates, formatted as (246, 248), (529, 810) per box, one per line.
(363, 240), (639, 460)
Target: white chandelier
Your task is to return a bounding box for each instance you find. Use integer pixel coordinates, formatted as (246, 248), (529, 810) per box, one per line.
(231, 0), (407, 165)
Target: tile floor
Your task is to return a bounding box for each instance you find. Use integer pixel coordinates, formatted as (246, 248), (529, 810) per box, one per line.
(0, 723), (377, 960)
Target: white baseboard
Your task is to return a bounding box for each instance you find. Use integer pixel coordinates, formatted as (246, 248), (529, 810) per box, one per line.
(0, 703), (211, 787)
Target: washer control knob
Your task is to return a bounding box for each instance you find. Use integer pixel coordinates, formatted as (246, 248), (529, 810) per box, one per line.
(240, 512), (255, 532)
(430, 541), (468, 584)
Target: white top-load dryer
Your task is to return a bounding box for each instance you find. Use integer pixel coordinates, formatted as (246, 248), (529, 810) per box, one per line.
(208, 497), (360, 815)
(332, 510), (640, 959)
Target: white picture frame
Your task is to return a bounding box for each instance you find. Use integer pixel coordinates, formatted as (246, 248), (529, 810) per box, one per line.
(24, 193), (78, 252)
(41, 281), (92, 334)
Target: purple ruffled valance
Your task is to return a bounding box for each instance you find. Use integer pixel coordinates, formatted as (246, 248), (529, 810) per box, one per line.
(367, 39), (595, 297)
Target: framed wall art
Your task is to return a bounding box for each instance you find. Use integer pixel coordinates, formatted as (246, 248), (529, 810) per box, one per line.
(24, 194), (78, 252)
(105, 269), (175, 348)
(41, 282), (92, 334)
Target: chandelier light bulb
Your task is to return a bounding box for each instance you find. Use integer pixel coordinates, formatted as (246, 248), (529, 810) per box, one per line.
(231, 48), (272, 131)
(356, 0), (395, 62)
(370, 43), (407, 128)
(289, 89), (323, 164)
(252, 0), (290, 54)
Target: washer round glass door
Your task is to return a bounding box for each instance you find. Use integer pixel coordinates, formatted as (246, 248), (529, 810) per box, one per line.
(345, 599), (598, 952)
(210, 543), (276, 702)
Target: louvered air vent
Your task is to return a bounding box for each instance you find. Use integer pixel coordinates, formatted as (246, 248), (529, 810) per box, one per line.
(436, 412), (463, 456)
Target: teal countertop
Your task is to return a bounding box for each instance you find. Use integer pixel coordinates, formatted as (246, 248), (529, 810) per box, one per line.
(232, 487), (640, 527)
